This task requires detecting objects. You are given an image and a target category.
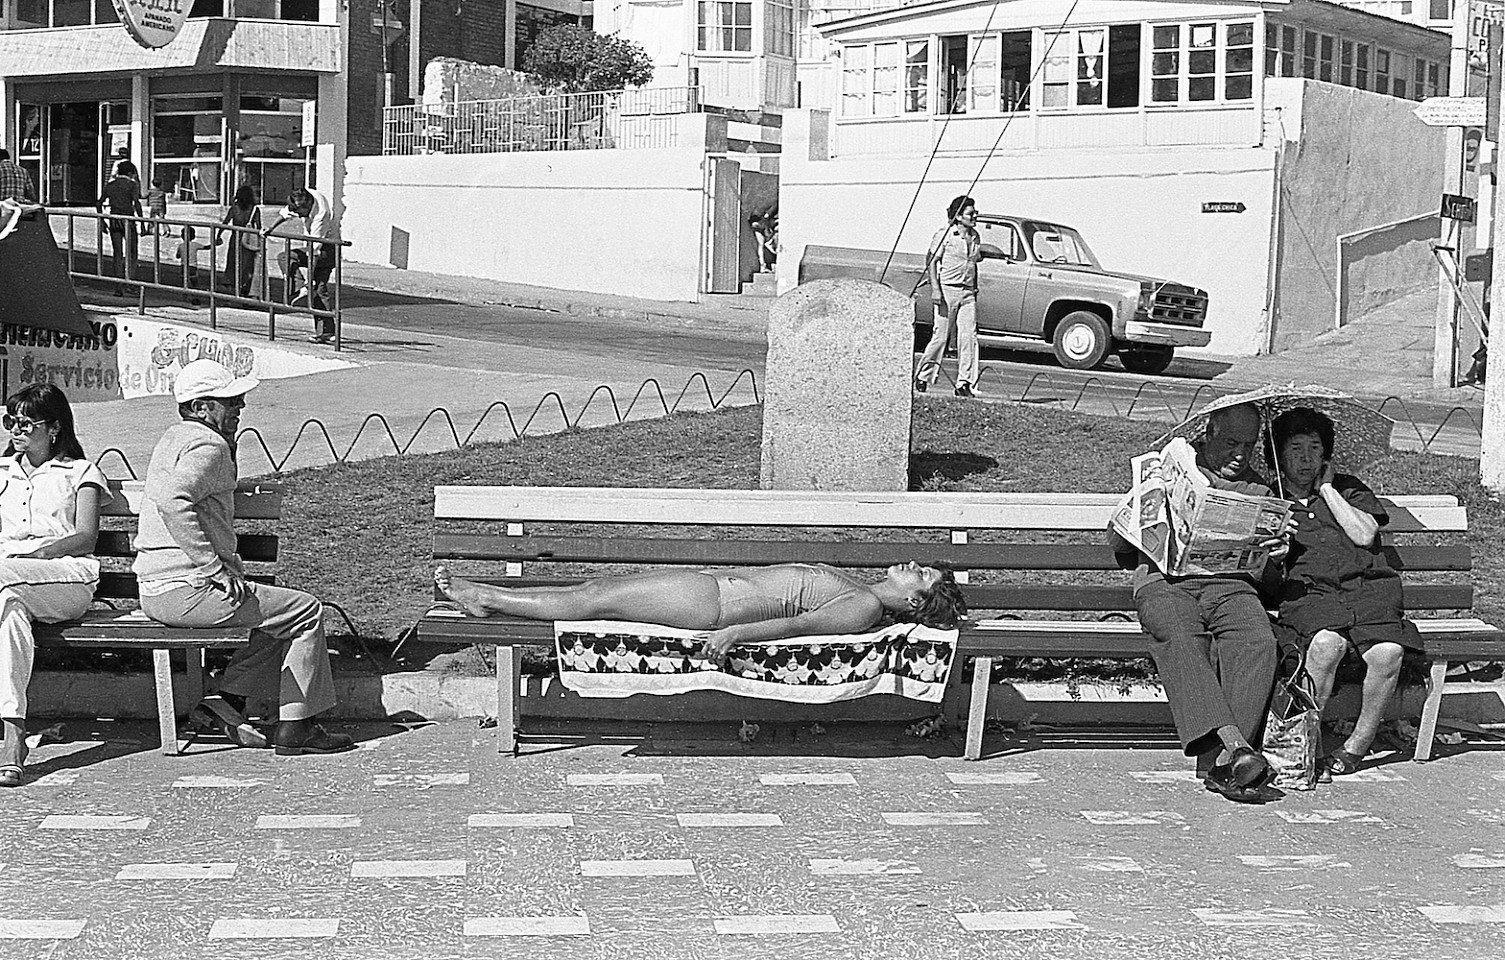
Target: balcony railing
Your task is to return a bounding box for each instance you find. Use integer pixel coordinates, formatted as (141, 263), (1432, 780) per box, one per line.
(381, 86), (704, 156)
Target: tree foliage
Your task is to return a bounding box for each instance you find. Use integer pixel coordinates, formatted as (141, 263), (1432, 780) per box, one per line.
(521, 26), (655, 93)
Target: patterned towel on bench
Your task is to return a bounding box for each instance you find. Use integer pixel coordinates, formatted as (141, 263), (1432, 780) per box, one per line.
(555, 621), (959, 703)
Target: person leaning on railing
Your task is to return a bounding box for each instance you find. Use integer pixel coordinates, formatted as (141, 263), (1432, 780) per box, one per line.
(263, 187), (338, 344)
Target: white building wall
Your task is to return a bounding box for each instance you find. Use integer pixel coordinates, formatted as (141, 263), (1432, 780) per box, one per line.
(779, 109), (1279, 356)
(342, 143), (710, 301)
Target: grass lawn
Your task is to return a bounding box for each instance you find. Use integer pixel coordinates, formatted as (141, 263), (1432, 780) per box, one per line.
(271, 397), (1505, 680)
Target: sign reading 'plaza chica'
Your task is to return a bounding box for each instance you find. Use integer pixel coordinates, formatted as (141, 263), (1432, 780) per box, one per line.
(111, 0), (190, 49)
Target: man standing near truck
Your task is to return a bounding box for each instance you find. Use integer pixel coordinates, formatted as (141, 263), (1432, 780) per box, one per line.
(915, 195), (982, 398)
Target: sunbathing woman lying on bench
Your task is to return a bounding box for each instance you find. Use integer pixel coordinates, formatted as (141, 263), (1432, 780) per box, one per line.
(435, 561), (967, 660)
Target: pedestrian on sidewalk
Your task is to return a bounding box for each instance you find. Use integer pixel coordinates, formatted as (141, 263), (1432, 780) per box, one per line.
(0, 148), (36, 204)
(915, 195), (982, 398)
(97, 160), (142, 297)
(222, 184), (262, 299)
(264, 187), (338, 343)
(133, 360), (354, 756)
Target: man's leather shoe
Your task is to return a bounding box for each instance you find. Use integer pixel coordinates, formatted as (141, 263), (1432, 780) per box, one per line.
(273, 721), (355, 756)
(1203, 747), (1273, 802)
(954, 383), (974, 398)
(914, 379), (927, 393)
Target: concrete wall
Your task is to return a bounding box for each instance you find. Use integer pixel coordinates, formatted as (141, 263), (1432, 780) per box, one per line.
(1267, 78), (1447, 351)
(1337, 211), (1442, 328)
(778, 110), (1279, 357)
(343, 141), (711, 300)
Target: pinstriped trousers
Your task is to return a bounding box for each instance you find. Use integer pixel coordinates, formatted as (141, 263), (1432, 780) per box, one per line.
(1136, 577), (1277, 767)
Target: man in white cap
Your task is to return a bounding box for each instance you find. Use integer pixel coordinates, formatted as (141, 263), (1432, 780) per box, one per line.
(134, 359), (353, 755)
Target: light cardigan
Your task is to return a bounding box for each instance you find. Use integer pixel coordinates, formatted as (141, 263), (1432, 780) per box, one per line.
(132, 420), (242, 590)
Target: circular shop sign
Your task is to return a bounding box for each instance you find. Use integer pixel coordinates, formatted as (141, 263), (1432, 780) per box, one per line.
(112, 0), (191, 49)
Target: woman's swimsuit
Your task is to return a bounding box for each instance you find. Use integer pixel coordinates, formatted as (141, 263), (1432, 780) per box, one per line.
(705, 563), (863, 629)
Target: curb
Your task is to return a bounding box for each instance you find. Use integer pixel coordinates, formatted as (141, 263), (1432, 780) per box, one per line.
(29, 670), (1505, 727)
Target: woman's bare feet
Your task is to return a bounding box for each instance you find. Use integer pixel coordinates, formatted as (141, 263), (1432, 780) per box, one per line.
(434, 566), (494, 618)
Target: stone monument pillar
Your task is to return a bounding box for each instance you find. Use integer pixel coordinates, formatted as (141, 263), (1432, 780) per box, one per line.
(760, 278), (913, 491)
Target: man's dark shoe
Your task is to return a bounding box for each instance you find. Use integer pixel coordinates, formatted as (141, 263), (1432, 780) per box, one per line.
(914, 379), (927, 393)
(273, 721), (355, 756)
(954, 383), (974, 398)
(1204, 747), (1274, 802)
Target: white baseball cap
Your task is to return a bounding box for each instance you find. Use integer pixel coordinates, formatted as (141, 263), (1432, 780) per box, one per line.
(174, 359), (259, 403)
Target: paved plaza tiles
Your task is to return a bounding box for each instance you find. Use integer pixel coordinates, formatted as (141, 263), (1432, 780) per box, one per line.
(0, 720), (1501, 959)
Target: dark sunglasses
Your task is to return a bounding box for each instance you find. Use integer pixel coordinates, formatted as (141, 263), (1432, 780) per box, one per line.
(2, 414), (46, 433)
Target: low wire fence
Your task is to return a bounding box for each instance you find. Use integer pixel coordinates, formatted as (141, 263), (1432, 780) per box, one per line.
(382, 86), (703, 156)
(50, 209), (352, 350)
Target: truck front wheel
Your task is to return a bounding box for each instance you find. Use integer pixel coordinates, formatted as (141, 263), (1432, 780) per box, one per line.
(1119, 346), (1175, 376)
(1051, 311), (1111, 370)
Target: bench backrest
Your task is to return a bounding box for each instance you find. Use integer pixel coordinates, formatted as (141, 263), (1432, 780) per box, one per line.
(95, 479), (283, 600)
(433, 486), (1475, 615)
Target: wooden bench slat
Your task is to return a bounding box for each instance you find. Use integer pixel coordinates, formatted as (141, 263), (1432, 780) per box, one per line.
(434, 534), (1475, 574)
(436, 486), (1465, 532)
(94, 531), (279, 562)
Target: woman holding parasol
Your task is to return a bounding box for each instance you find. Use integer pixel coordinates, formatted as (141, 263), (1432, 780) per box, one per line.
(1266, 405), (1415, 779)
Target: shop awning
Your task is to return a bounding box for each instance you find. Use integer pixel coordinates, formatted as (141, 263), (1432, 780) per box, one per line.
(0, 209), (95, 337)
(0, 19), (340, 78)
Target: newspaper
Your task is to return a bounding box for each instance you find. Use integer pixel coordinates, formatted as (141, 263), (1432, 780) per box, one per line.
(1110, 437), (1292, 577)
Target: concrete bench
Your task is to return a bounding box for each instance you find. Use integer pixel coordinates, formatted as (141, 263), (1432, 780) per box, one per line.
(416, 485), (1503, 761)
(33, 479), (282, 755)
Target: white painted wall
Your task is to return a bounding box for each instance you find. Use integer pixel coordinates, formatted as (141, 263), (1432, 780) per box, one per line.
(342, 143), (711, 301)
(779, 110), (1279, 356)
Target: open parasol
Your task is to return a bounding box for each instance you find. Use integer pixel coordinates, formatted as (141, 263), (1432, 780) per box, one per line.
(1154, 384), (1396, 473)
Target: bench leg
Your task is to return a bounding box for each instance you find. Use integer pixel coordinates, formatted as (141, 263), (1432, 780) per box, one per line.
(152, 649), (183, 756)
(1414, 658), (1448, 763)
(496, 645), (522, 757)
(182, 648), (206, 707)
(964, 656), (993, 761)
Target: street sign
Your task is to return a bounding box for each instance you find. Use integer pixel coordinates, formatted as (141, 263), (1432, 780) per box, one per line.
(110, 0), (191, 48)
(1442, 193), (1478, 223)
(1414, 97), (1488, 127)
(1201, 201), (1246, 214)
(301, 100), (316, 148)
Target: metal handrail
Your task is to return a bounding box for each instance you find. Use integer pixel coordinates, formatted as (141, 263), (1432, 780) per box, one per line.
(50, 208), (353, 350)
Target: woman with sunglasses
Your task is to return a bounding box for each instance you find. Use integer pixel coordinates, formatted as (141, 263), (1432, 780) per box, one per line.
(0, 385), (111, 787)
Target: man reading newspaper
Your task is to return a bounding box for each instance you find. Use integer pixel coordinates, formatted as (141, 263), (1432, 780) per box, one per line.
(1107, 403), (1295, 804)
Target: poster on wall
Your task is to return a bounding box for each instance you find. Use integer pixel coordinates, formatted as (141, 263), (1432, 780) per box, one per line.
(1, 318), (355, 402)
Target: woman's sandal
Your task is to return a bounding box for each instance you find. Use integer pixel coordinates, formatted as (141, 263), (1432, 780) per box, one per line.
(0, 741), (29, 787)
(1319, 747), (1365, 782)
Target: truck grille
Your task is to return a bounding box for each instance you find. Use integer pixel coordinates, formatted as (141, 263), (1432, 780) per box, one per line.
(1151, 287), (1207, 325)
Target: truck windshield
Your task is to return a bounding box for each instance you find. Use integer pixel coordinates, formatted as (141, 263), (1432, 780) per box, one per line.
(1023, 222), (1100, 268)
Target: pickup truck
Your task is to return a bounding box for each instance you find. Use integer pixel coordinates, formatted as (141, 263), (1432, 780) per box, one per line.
(799, 213), (1211, 376)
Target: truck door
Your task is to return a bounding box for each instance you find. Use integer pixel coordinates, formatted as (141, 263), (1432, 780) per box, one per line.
(974, 220), (1028, 336)
(1021, 225), (1091, 336)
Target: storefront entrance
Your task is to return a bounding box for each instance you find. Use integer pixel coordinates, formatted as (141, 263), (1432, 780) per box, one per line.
(15, 101), (130, 206)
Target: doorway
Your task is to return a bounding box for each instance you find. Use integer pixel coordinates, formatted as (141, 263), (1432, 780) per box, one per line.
(36, 101), (129, 205)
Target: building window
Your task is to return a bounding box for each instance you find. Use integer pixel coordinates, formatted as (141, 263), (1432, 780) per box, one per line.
(1001, 31), (1032, 110)
(1356, 43), (1370, 89)
(1392, 52), (1409, 98)
(1302, 30), (1317, 79)
(1107, 23), (1142, 108)
(872, 42), (899, 115)
(1225, 21), (1253, 100)
(1427, 61), (1441, 97)
(940, 34), (968, 114)
(765, 0), (794, 57)
(154, 96), (225, 204)
(1339, 40), (1353, 86)
(1149, 21), (1251, 104)
(1318, 34), (1334, 82)
(840, 44), (869, 116)
(1044, 26), (1125, 109)
(904, 40), (930, 114)
(1076, 29), (1106, 106)
(236, 96), (308, 207)
(1375, 49), (1390, 94)
(1043, 31), (1073, 107)
(1430, 0), (1451, 18)
(698, 1), (752, 53)
(969, 34), (1000, 113)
